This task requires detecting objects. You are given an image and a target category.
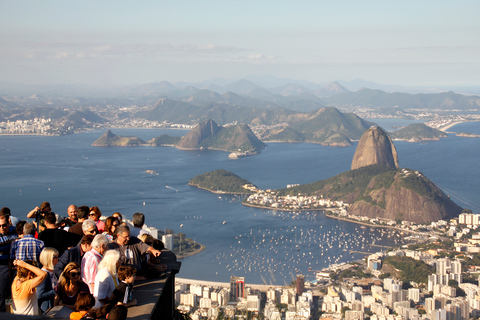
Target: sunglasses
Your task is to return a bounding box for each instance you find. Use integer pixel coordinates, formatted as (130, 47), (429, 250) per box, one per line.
(69, 272), (80, 277)
(0, 224), (8, 228)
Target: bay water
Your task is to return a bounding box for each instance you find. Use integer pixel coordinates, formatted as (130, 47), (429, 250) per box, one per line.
(0, 120), (479, 285)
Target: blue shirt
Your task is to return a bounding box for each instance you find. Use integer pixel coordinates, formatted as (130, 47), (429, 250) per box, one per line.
(10, 234), (44, 262)
(0, 226), (17, 262)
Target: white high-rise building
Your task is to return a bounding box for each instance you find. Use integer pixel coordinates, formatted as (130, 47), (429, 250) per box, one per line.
(247, 295), (260, 312)
(408, 288), (420, 303)
(162, 234), (174, 250)
(436, 259), (450, 275)
(451, 260), (462, 275)
(199, 298), (211, 309)
(180, 293), (196, 307)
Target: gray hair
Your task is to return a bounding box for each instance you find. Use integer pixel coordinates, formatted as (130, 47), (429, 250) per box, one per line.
(82, 219), (96, 233)
(91, 234), (108, 249)
(132, 212), (145, 227)
(115, 224), (130, 236)
(23, 222), (36, 235)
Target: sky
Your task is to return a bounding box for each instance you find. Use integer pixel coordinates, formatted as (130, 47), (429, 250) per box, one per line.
(1, 0), (480, 87)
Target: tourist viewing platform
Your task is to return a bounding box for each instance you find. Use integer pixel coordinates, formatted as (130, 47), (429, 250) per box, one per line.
(0, 249), (181, 320)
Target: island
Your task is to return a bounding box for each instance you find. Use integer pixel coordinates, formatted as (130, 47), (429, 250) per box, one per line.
(456, 132), (480, 138)
(189, 169), (255, 194)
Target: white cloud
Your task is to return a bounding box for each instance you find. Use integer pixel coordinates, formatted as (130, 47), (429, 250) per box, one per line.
(6, 41), (248, 62)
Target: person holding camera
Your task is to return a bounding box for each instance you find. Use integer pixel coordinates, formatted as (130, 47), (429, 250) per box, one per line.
(26, 201), (52, 233)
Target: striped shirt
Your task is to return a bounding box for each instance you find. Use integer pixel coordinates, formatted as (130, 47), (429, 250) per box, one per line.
(81, 249), (102, 294)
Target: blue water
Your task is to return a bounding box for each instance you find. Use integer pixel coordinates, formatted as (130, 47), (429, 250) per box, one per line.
(1, 121), (479, 284)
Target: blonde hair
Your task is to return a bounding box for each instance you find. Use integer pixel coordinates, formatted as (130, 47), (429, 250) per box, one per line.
(98, 250), (120, 277)
(39, 247), (59, 270)
(138, 234), (155, 246)
(58, 262), (81, 288)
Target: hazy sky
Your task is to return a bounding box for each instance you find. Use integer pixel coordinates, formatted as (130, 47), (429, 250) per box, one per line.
(1, 0), (479, 86)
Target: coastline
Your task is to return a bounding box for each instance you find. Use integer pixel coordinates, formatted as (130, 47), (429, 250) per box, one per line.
(241, 201), (331, 212)
(242, 201), (418, 235)
(188, 183), (251, 195)
(176, 242), (206, 259)
(438, 121), (465, 132)
(175, 277), (285, 289)
(324, 213), (417, 234)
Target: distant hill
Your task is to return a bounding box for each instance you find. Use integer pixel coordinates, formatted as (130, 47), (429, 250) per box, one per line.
(63, 110), (107, 128)
(244, 90), (325, 112)
(314, 81), (350, 97)
(148, 134), (182, 146)
(0, 97), (22, 109)
(136, 97), (295, 126)
(189, 169), (254, 194)
(266, 126), (305, 142)
(92, 130), (147, 146)
(176, 119), (222, 149)
(390, 123), (448, 142)
(220, 79), (261, 94)
(265, 107), (372, 146)
(269, 83), (313, 96)
(177, 119), (266, 154)
(129, 81), (177, 96)
(326, 88), (480, 110)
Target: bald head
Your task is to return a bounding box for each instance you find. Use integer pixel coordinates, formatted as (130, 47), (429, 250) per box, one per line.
(67, 205), (78, 222)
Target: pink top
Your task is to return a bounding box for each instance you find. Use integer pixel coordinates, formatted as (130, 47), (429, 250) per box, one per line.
(81, 249), (102, 294)
(96, 220), (105, 233)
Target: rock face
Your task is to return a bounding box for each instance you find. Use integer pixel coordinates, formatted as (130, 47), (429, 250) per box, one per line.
(347, 169), (462, 224)
(351, 126), (399, 170)
(176, 119), (221, 150)
(176, 119), (266, 154)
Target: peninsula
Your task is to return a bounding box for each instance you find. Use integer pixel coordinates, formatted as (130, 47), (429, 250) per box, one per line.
(390, 123), (447, 142)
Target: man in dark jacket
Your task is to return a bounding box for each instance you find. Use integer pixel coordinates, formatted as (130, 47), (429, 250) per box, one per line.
(54, 235), (93, 278)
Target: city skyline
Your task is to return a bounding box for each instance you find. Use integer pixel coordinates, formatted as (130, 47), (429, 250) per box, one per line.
(1, 1), (480, 87)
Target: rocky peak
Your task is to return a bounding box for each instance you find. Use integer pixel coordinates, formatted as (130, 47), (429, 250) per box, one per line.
(176, 119), (221, 149)
(351, 126), (399, 170)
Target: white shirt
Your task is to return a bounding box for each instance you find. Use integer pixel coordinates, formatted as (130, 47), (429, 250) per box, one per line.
(93, 267), (117, 308)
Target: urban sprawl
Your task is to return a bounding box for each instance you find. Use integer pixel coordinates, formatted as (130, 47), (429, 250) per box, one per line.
(174, 212), (480, 320)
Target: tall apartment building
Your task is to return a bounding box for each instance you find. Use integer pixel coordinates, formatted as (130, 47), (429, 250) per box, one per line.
(230, 276), (245, 301)
(162, 234), (174, 250)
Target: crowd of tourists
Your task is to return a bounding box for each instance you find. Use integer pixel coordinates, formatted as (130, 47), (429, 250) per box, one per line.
(0, 202), (166, 319)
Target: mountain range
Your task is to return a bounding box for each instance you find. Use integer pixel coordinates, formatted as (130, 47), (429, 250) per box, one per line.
(2, 77), (479, 143)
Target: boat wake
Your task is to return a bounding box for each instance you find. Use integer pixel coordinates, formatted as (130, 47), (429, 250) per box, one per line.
(165, 185), (179, 192)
